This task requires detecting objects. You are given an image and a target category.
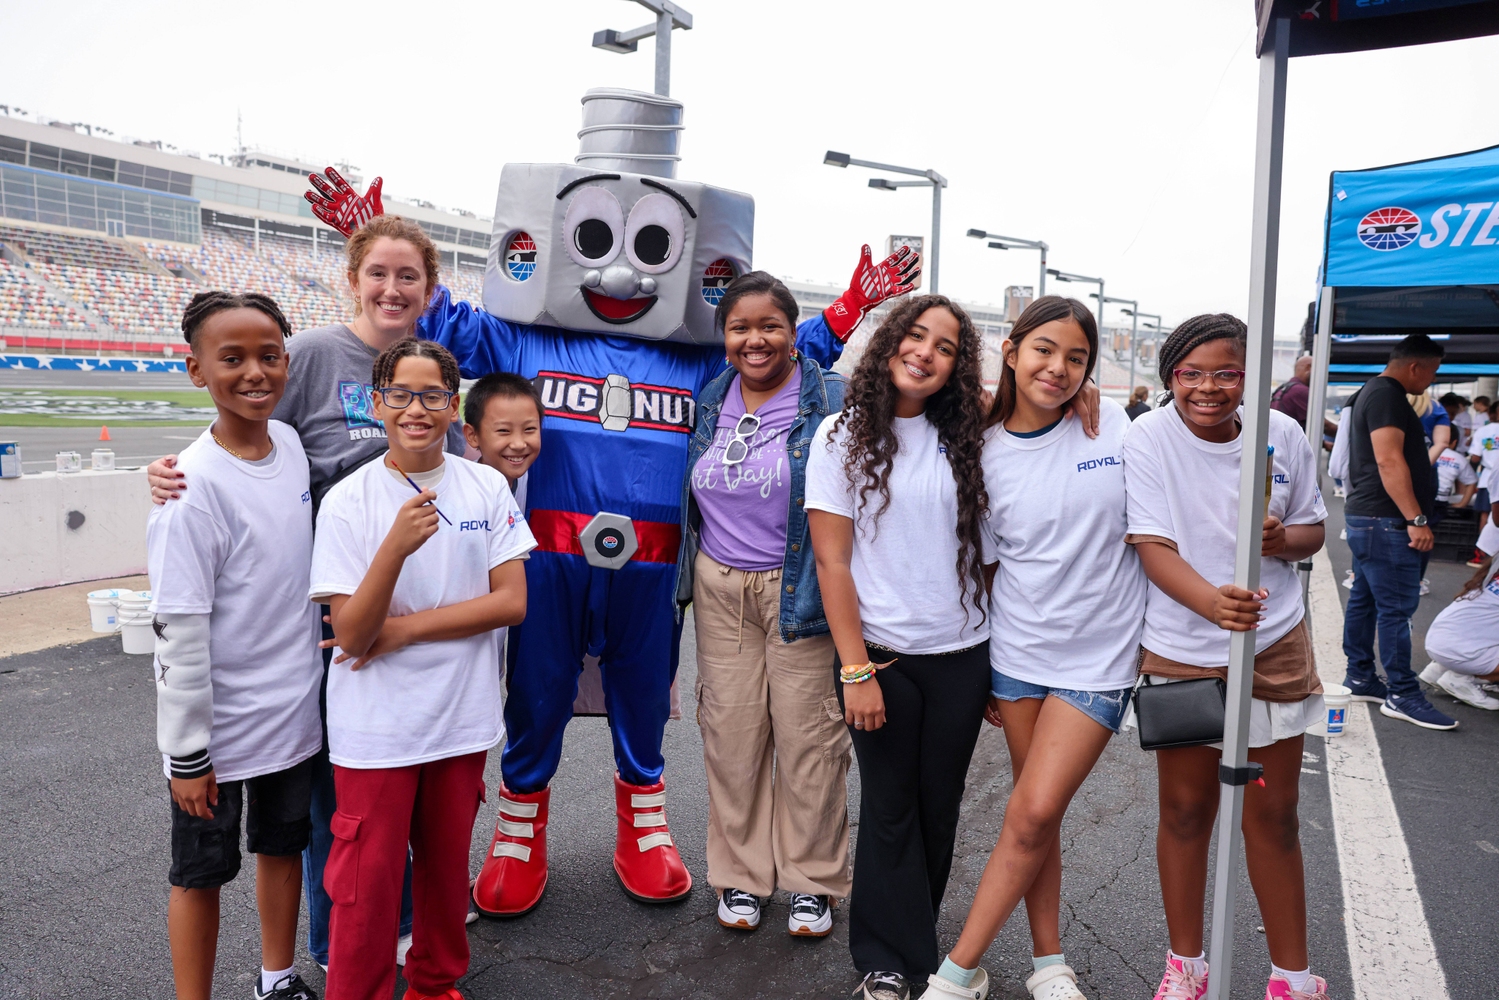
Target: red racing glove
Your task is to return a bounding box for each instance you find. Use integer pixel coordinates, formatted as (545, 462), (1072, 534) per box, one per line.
(822, 244), (922, 341)
(304, 167), (384, 237)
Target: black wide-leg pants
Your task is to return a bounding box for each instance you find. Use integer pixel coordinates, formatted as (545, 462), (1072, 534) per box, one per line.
(837, 641), (991, 978)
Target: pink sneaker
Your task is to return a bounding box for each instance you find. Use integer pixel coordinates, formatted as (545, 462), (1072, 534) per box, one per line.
(1265, 973), (1328, 999)
(1152, 954), (1208, 1000)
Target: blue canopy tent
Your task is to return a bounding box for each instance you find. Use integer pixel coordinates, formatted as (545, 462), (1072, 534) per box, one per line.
(1309, 143), (1499, 392)
(1209, 6), (1499, 999)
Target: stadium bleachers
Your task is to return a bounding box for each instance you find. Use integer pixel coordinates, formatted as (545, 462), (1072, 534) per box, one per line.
(1, 222), (495, 346)
(0, 259), (93, 331)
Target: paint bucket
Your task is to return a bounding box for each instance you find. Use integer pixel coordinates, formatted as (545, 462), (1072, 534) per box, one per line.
(117, 592), (155, 655)
(55, 451), (82, 474)
(1309, 683), (1352, 738)
(87, 588), (130, 632)
(0, 441), (19, 479)
(91, 448), (115, 471)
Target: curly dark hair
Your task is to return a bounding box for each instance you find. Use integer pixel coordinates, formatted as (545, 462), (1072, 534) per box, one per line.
(829, 294), (990, 624)
(371, 337), (460, 392)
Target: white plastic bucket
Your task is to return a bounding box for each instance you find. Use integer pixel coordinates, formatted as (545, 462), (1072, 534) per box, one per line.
(1322, 683), (1351, 737)
(91, 448), (115, 471)
(86, 588), (130, 632)
(55, 451), (82, 473)
(117, 592), (154, 655)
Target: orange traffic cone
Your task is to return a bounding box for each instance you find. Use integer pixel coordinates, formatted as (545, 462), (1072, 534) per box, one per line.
(99, 426), (111, 441)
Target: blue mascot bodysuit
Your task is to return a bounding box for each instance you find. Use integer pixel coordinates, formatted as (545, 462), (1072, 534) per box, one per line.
(407, 88), (916, 914)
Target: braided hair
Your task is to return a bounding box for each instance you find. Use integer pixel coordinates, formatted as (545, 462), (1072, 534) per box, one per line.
(1157, 313), (1247, 388)
(371, 337), (460, 393)
(181, 291), (291, 346)
(829, 294), (990, 626)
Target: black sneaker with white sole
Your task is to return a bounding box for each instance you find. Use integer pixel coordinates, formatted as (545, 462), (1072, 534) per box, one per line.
(788, 892), (833, 937)
(717, 887), (761, 930)
(855, 971), (911, 1000)
(253, 972), (318, 1000)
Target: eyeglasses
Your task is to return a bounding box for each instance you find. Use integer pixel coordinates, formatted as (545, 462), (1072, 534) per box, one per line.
(721, 413), (761, 467)
(1173, 368), (1245, 389)
(374, 387), (459, 411)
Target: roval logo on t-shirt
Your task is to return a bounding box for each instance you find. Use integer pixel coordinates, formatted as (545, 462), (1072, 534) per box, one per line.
(1076, 455), (1122, 472)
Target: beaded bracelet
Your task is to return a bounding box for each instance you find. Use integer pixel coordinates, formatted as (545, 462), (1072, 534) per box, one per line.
(839, 659), (895, 684)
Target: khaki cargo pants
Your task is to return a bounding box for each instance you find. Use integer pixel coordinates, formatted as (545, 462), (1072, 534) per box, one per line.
(692, 550), (852, 898)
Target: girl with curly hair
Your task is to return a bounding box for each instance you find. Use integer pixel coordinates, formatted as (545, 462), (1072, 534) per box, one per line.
(804, 294), (992, 1000)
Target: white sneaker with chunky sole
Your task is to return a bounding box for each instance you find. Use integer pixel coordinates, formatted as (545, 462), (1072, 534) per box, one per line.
(787, 892), (833, 937)
(1437, 670), (1499, 709)
(717, 887), (760, 930)
(1419, 661), (1448, 685)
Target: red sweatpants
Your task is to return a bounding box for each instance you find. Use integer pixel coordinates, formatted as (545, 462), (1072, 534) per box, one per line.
(326, 751), (486, 1000)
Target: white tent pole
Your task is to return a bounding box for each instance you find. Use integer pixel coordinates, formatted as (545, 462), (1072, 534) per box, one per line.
(1205, 17), (1288, 1000)
(1299, 284), (1336, 621)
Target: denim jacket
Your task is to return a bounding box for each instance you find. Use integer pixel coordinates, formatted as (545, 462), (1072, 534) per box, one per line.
(674, 354), (846, 642)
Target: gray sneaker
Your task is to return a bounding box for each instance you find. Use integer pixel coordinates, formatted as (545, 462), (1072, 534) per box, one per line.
(856, 972), (911, 1000)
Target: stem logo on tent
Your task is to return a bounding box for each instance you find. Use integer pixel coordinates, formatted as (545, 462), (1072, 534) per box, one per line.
(1357, 207), (1421, 251)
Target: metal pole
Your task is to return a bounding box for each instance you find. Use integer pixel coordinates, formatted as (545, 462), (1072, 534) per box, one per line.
(1205, 18), (1288, 1000)
(930, 181), (942, 295)
(1038, 245), (1046, 298)
(1298, 284), (1335, 621)
(1128, 308), (1139, 394)
(1094, 279), (1105, 384)
(254, 217), (260, 255)
(654, 9), (671, 96)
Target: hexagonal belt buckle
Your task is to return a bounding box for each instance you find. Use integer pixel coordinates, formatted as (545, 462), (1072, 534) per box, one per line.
(578, 511), (638, 570)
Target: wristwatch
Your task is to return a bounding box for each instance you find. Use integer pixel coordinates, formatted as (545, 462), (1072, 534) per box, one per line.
(1406, 514), (1428, 528)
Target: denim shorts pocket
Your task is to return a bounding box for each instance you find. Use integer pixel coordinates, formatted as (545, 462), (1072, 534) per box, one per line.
(323, 810), (361, 906)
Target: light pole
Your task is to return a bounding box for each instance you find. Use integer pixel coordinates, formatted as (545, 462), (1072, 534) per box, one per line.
(1097, 295), (1138, 393)
(592, 1), (693, 97)
(965, 229), (1048, 298)
(1047, 269), (1105, 382)
(824, 151), (948, 294)
(1123, 308), (1164, 387)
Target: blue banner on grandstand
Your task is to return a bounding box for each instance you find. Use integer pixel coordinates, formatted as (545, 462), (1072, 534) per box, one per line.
(0, 354), (187, 373)
(1324, 144), (1499, 288)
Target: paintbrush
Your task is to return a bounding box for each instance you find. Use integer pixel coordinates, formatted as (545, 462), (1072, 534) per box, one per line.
(390, 458), (453, 526)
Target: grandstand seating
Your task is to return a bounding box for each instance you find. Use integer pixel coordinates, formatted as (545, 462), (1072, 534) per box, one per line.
(0, 222), (498, 346)
(0, 259), (93, 331)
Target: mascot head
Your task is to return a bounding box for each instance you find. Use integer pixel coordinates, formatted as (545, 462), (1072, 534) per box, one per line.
(482, 89), (753, 347)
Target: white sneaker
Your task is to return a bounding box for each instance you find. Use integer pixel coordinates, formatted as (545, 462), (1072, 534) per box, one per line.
(395, 932), (412, 966)
(1026, 964), (1086, 1000)
(1420, 577), (1431, 596)
(1333, 485), (1347, 498)
(1437, 671), (1499, 710)
(1342, 570), (1355, 590)
(717, 887), (760, 930)
(1419, 661), (1448, 685)
(926, 967), (989, 999)
(787, 892), (833, 937)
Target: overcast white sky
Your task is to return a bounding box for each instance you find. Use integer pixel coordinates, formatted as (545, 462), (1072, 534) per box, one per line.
(2, 1), (1495, 340)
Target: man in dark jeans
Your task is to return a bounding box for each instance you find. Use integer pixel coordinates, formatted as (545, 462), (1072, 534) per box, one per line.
(1342, 334), (1457, 730)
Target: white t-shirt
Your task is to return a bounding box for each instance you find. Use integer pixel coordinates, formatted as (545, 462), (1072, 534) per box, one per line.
(1123, 406), (1327, 667)
(980, 398), (1145, 691)
(1467, 423), (1499, 489)
(1424, 566), (1499, 676)
(310, 454), (536, 769)
(805, 411), (985, 654)
(147, 422), (322, 782)
(1435, 447), (1478, 502)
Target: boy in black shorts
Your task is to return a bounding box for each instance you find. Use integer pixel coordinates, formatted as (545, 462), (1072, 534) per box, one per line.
(148, 292), (324, 1000)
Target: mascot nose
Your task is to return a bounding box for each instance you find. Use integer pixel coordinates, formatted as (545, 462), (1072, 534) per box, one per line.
(599, 264), (650, 300)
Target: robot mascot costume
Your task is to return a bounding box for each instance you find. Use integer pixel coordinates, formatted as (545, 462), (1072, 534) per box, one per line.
(306, 88), (918, 915)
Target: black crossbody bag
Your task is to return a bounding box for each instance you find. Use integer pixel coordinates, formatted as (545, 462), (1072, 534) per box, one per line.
(1132, 674), (1227, 751)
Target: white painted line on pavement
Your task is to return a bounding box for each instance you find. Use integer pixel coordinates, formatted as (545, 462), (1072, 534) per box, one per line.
(1308, 548), (1450, 1000)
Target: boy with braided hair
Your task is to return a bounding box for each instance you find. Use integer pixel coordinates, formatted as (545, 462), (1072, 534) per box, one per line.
(149, 291), (323, 1000)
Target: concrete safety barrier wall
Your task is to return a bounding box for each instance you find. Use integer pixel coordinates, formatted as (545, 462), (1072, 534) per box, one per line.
(0, 469), (151, 595)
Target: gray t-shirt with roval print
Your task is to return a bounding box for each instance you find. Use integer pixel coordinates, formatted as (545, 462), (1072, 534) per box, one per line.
(272, 323), (465, 511)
